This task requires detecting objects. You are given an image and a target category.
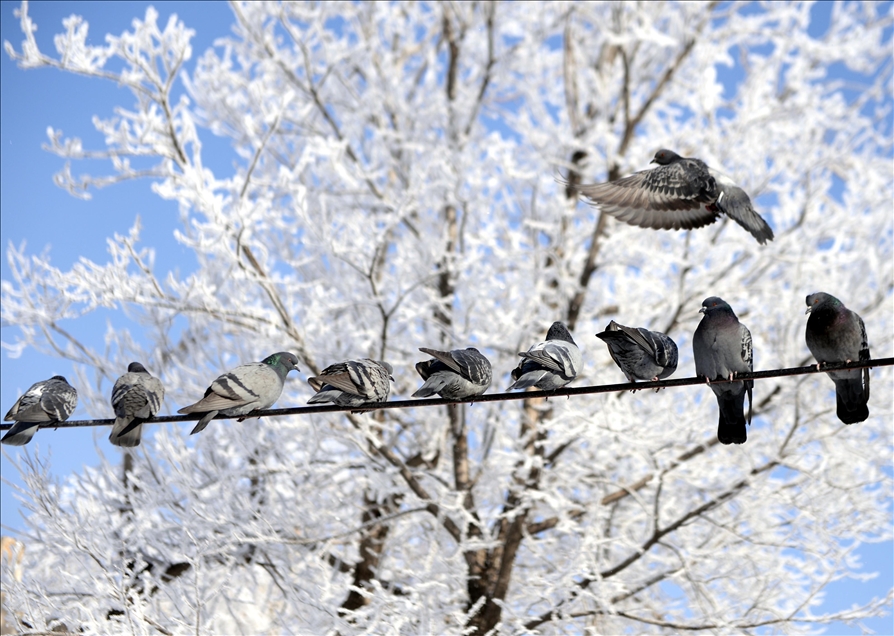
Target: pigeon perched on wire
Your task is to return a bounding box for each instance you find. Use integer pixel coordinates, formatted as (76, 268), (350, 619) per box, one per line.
(178, 352), (300, 435)
(805, 292), (870, 424)
(692, 297), (754, 445)
(508, 322), (582, 391)
(308, 359), (394, 409)
(109, 362), (165, 448)
(412, 347), (492, 399)
(596, 321), (678, 387)
(2, 376), (77, 446)
(570, 149), (774, 244)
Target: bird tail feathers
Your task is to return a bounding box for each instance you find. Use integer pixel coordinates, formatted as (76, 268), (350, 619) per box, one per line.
(716, 391), (748, 445)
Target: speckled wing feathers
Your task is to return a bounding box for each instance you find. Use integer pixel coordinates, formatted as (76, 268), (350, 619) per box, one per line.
(110, 363), (165, 447)
(413, 347), (492, 399)
(576, 159), (721, 231)
(2, 376), (78, 446)
(308, 359), (393, 408)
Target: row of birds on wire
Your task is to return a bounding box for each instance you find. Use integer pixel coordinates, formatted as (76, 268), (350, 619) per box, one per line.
(0, 148), (781, 449)
(2, 292), (871, 449)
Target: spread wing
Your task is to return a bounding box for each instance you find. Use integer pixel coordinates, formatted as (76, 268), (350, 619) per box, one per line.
(574, 161), (720, 231)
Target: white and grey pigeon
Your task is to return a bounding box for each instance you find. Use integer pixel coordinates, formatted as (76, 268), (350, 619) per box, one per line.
(2, 376), (78, 446)
(412, 347), (492, 399)
(595, 321), (678, 385)
(179, 352), (300, 435)
(692, 297), (754, 445)
(805, 292), (870, 424)
(571, 149), (774, 244)
(307, 359), (394, 408)
(508, 322), (582, 391)
(110, 362), (165, 448)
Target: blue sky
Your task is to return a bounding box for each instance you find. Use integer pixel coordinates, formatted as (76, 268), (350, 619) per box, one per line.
(0, 2), (890, 633)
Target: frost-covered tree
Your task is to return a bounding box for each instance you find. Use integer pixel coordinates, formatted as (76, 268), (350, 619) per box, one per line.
(2, 1), (892, 633)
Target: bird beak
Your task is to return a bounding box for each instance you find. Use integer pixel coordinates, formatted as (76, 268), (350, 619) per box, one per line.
(699, 307), (706, 314)
(650, 159), (657, 165)
(805, 307), (812, 315)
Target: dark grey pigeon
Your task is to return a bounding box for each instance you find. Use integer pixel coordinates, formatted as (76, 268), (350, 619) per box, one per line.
(596, 321), (678, 385)
(179, 352), (299, 435)
(308, 359), (393, 408)
(571, 149), (774, 244)
(2, 376), (77, 446)
(508, 322), (582, 391)
(805, 292), (870, 424)
(413, 347), (492, 399)
(110, 362), (165, 448)
(692, 297), (754, 445)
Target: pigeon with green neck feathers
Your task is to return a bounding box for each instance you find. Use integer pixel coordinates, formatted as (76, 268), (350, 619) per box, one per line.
(179, 352), (300, 434)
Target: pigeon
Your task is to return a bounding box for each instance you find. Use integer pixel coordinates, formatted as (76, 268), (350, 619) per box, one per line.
(595, 321), (678, 385)
(2, 376), (77, 446)
(109, 362), (165, 448)
(178, 352), (300, 435)
(571, 149), (774, 244)
(805, 292), (870, 424)
(412, 347), (492, 399)
(692, 297), (754, 445)
(307, 359), (394, 408)
(508, 322), (582, 391)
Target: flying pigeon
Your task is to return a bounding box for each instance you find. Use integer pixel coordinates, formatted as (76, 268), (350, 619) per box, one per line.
(2, 376), (77, 446)
(596, 321), (678, 385)
(805, 292), (870, 424)
(178, 352), (300, 435)
(508, 322), (582, 391)
(412, 347), (492, 399)
(308, 359), (394, 408)
(571, 149), (774, 244)
(109, 362), (165, 448)
(692, 297), (754, 445)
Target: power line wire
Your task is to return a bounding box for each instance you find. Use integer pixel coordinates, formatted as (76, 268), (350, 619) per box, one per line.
(1, 358), (890, 432)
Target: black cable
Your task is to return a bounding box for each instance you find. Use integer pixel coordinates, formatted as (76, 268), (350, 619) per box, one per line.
(1, 358), (890, 431)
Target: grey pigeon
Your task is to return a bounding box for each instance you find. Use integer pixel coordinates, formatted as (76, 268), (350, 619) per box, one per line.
(308, 359), (394, 408)
(692, 297), (754, 445)
(110, 362), (165, 448)
(179, 352), (299, 435)
(596, 321), (678, 385)
(413, 347), (492, 399)
(571, 149), (774, 244)
(805, 292), (870, 424)
(2, 376), (77, 446)
(508, 322), (582, 391)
